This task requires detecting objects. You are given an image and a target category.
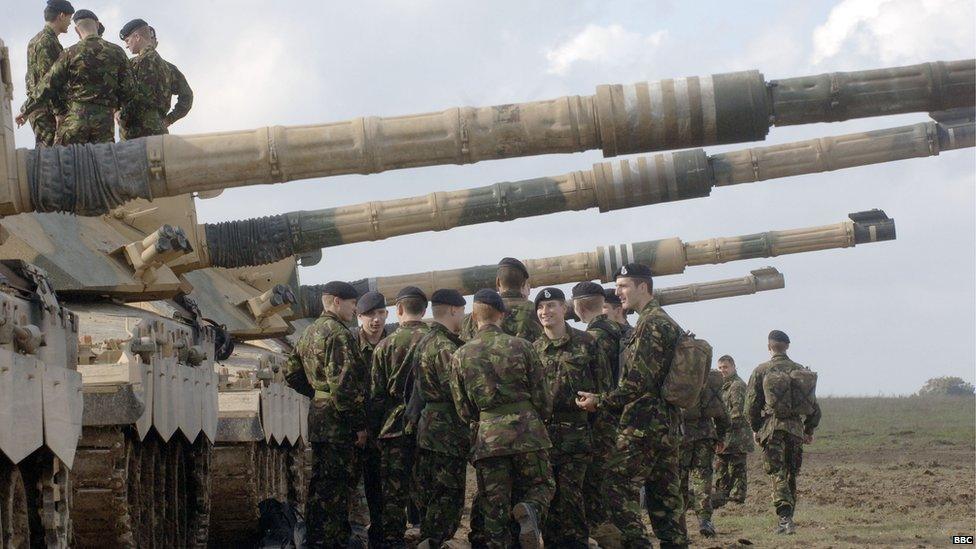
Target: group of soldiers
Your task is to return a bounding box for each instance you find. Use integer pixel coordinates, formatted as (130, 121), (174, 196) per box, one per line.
(17, 0), (192, 146)
(286, 257), (822, 549)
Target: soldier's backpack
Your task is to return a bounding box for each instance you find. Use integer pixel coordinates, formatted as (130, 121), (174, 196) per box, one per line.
(791, 369), (818, 416)
(700, 370), (726, 419)
(763, 367), (818, 418)
(662, 332), (712, 409)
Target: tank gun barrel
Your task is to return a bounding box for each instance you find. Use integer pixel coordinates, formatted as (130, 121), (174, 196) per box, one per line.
(199, 121), (961, 268)
(345, 210), (894, 297)
(2, 57), (973, 216)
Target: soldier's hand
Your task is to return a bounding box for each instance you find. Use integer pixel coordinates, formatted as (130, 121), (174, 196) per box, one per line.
(355, 430), (368, 449)
(803, 433), (814, 444)
(15, 114), (26, 127)
(576, 391), (598, 412)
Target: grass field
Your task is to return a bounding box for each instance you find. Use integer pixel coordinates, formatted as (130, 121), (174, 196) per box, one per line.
(438, 396), (975, 548)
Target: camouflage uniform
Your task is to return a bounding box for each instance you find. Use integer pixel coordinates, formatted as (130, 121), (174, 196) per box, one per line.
(713, 372), (754, 507)
(370, 320), (431, 546)
(745, 353), (822, 519)
(678, 409), (728, 522)
(596, 300), (687, 548)
(119, 45), (171, 140)
(21, 35), (133, 145)
(461, 291), (543, 343)
(286, 311), (368, 548)
(163, 61), (193, 127)
(534, 325), (602, 547)
(23, 25), (63, 146)
(582, 314), (623, 528)
(450, 324), (555, 549)
(353, 326), (389, 546)
(414, 322), (468, 545)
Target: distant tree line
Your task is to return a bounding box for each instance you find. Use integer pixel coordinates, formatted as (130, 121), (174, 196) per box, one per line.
(918, 376), (975, 396)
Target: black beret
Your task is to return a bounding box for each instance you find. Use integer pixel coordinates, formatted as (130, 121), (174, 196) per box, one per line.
(431, 289), (465, 307)
(119, 18), (148, 40)
(534, 287), (565, 309)
(321, 280), (358, 300)
(46, 0), (74, 14)
(72, 9), (96, 22)
(603, 288), (622, 305)
(356, 291), (386, 315)
(395, 285), (428, 304)
(768, 330), (791, 344)
(571, 281), (605, 299)
(498, 257), (529, 279)
(473, 288), (506, 313)
(613, 262), (653, 280)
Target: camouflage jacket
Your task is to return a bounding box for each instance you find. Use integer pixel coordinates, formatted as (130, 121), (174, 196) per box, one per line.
(287, 311), (367, 443)
(415, 322), (468, 457)
(682, 409), (729, 443)
(21, 35), (133, 118)
(450, 324), (552, 461)
(461, 291), (543, 343)
(119, 46), (172, 140)
(586, 314), (624, 391)
(719, 373), (755, 454)
(598, 300), (681, 439)
(746, 353), (822, 443)
(24, 25), (63, 118)
(164, 61), (193, 126)
(534, 325), (601, 458)
(370, 320), (430, 439)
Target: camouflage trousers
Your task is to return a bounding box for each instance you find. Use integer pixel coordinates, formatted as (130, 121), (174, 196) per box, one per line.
(414, 448), (466, 544)
(56, 103), (115, 145)
(379, 436), (416, 544)
(307, 440), (357, 548)
(583, 414), (616, 528)
(348, 473), (370, 543)
(679, 439), (715, 521)
(28, 110), (57, 146)
(713, 452), (748, 507)
(474, 449), (555, 549)
(603, 432), (687, 548)
(761, 431), (803, 517)
(544, 452), (591, 548)
(359, 444), (385, 546)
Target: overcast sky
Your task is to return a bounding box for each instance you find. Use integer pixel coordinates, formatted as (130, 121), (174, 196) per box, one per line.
(4, 0), (974, 395)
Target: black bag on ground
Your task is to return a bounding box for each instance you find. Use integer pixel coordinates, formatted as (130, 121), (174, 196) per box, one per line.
(257, 498), (306, 549)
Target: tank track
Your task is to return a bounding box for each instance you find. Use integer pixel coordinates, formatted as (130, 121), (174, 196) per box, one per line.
(0, 451), (71, 549)
(71, 426), (212, 548)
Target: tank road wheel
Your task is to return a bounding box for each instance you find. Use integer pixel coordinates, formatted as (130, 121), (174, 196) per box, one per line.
(0, 461), (31, 548)
(171, 439), (187, 548)
(38, 455), (72, 547)
(186, 438), (212, 547)
(138, 434), (157, 548)
(125, 437), (144, 548)
(71, 427), (137, 548)
(152, 438), (167, 549)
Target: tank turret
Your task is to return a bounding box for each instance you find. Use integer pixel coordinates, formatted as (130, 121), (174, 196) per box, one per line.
(1, 53), (973, 216)
(344, 210), (894, 297)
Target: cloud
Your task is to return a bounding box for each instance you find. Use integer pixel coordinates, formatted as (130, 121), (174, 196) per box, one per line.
(811, 0), (975, 66)
(545, 24), (667, 75)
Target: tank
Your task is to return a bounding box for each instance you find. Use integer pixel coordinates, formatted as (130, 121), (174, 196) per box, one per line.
(344, 210), (895, 297)
(1, 59), (973, 216)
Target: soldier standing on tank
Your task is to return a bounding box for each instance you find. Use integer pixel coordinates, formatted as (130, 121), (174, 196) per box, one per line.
(577, 263), (688, 548)
(450, 289), (554, 549)
(534, 287), (602, 547)
(412, 289), (468, 548)
(570, 282), (623, 532)
(370, 286), (431, 548)
(678, 383), (729, 538)
(745, 331), (821, 535)
(17, 10), (133, 145)
(284, 281), (368, 548)
(461, 257), (542, 343)
(22, 0), (74, 146)
(712, 355), (754, 509)
(144, 26), (193, 129)
(118, 19), (172, 140)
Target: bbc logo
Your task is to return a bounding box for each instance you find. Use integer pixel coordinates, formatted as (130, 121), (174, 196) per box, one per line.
(953, 536), (974, 544)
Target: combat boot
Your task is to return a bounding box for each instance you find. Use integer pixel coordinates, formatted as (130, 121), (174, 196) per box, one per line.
(512, 502), (543, 548)
(698, 518), (716, 538)
(775, 515), (796, 535)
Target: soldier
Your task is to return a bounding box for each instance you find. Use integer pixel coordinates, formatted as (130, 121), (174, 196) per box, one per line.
(534, 287), (601, 547)
(118, 19), (172, 139)
(284, 281), (368, 548)
(602, 288), (633, 335)
(570, 282), (622, 533)
(352, 291), (390, 548)
(147, 27), (194, 129)
(17, 10), (133, 145)
(413, 289), (468, 547)
(713, 355), (754, 508)
(678, 381), (728, 538)
(461, 257), (542, 342)
(23, 0), (74, 146)
(370, 286), (431, 548)
(745, 330), (821, 535)
(450, 289), (554, 549)
(577, 263), (688, 548)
